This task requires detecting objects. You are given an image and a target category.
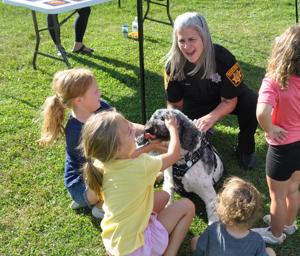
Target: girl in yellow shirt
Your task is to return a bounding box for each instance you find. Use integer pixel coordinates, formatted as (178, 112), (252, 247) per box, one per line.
(81, 110), (195, 256)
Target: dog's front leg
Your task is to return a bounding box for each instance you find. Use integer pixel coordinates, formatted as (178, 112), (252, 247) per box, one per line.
(162, 166), (175, 205)
(182, 166), (219, 225)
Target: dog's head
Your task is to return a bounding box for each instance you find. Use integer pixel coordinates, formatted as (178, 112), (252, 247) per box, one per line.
(141, 108), (202, 151)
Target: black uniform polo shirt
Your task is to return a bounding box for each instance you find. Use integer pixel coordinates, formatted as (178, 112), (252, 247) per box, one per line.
(165, 44), (246, 120)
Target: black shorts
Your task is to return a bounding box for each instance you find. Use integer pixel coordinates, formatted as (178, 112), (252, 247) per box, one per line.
(266, 140), (300, 181)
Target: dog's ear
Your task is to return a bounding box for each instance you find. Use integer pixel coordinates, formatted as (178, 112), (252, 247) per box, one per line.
(180, 126), (199, 151)
(176, 116), (199, 151)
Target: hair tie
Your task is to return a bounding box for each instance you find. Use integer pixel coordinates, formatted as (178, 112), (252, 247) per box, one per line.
(87, 158), (93, 165)
(55, 94), (68, 106)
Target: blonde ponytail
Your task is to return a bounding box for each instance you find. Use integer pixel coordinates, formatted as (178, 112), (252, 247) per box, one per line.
(80, 111), (124, 201)
(84, 160), (104, 201)
(39, 95), (65, 145)
(39, 68), (96, 145)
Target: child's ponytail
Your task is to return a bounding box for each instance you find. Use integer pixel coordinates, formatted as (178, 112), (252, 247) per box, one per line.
(39, 68), (95, 145)
(39, 95), (65, 145)
(84, 160), (104, 201)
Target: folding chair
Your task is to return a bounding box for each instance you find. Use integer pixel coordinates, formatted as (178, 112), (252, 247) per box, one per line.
(118, 0), (173, 26)
(143, 0), (173, 26)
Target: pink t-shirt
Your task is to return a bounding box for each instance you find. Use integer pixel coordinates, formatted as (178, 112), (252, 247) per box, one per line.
(258, 75), (300, 145)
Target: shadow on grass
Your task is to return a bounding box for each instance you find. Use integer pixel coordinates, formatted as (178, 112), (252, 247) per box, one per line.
(73, 207), (102, 231)
(68, 53), (162, 89)
(1, 93), (39, 109)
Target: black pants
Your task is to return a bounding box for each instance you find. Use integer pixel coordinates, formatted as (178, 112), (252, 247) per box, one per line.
(232, 86), (258, 154)
(47, 7), (91, 45)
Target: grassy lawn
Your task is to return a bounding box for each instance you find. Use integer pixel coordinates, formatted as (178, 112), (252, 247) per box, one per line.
(0, 0), (299, 255)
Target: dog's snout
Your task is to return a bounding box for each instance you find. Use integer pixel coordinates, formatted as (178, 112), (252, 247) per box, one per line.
(145, 126), (155, 134)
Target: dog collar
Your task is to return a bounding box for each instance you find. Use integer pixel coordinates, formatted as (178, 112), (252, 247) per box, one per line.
(172, 142), (219, 195)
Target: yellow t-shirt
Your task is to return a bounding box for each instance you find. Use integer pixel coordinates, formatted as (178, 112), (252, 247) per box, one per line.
(100, 153), (163, 256)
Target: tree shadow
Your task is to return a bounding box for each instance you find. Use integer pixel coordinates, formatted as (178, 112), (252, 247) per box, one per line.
(68, 53), (140, 89)
(239, 60), (266, 92)
(1, 93), (39, 109)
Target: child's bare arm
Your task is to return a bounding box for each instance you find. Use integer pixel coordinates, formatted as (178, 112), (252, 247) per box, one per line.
(159, 115), (180, 170)
(130, 141), (167, 158)
(256, 103), (288, 143)
(266, 247), (276, 256)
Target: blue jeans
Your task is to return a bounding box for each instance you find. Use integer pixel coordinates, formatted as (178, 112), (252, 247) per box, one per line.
(67, 181), (91, 208)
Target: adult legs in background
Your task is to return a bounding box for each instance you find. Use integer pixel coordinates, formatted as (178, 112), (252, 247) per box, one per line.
(73, 7), (93, 53)
(47, 14), (61, 45)
(233, 86), (258, 169)
(47, 8), (93, 53)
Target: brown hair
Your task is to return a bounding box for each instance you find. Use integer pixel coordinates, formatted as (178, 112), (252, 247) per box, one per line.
(39, 68), (95, 145)
(216, 176), (262, 229)
(266, 24), (300, 89)
(80, 110), (124, 200)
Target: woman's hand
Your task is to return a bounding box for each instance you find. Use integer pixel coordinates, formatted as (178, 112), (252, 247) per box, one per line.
(194, 114), (217, 132)
(265, 125), (288, 143)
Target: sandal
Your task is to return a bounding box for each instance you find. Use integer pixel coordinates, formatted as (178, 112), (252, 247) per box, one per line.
(72, 44), (94, 54)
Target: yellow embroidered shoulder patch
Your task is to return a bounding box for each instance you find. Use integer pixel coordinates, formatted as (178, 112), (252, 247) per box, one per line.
(164, 72), (170, 90)
(226, 63), (244, 87)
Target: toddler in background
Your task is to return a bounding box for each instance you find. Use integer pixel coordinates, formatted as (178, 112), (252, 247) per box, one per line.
(191, 177), (276, 256)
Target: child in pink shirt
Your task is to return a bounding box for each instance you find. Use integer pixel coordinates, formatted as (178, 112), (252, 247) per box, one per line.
(252, 25), (300, 244)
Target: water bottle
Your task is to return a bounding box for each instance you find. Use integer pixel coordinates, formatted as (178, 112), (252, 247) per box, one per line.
(132, 17), (138, 38)
(121, 24), (129, 38)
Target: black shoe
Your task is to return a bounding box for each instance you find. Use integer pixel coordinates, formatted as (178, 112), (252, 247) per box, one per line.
(235, 148), (256, 170)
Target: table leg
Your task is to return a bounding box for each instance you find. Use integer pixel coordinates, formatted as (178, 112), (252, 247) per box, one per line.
(296, 0), (299, 23)
(31, 11), (40, 69)
(137, 0), (146, 123)
(51, 14), (71, 68)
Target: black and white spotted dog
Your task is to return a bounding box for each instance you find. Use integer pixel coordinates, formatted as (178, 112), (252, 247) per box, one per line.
(138, 109), (225, 224)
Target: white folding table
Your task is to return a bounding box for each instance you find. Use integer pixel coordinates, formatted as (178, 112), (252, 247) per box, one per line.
(3, 0), (147, 122)
(3, 0), (110, 68)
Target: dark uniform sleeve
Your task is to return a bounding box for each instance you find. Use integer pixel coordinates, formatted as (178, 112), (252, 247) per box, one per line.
(215, 44), (245, 99)
(164, 70), (184, 103)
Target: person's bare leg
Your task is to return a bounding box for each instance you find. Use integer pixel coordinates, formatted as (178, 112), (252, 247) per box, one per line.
(157, 198), (195, 255)
(286, 171), (300, 226)
(266, 247), (276, 256)
(191, 236), (199, 251)
(86, 188), (102, 207)
(153, 190), (170, 213)
(267, 176), (289, 237)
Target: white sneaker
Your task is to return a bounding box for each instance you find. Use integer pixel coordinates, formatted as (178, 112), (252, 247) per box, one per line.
(70, 201), (83, 210)
(92, 206), (105, 219)
(263, 214), (298, 235)
(251, 227), (286, 244)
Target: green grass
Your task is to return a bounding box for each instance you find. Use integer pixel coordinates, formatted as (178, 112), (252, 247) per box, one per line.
(0, 0), (299, 255)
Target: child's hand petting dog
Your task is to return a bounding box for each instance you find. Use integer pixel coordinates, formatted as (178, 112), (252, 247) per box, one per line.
(164, 114), (178, 131)
(149, 140), (168, 154)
